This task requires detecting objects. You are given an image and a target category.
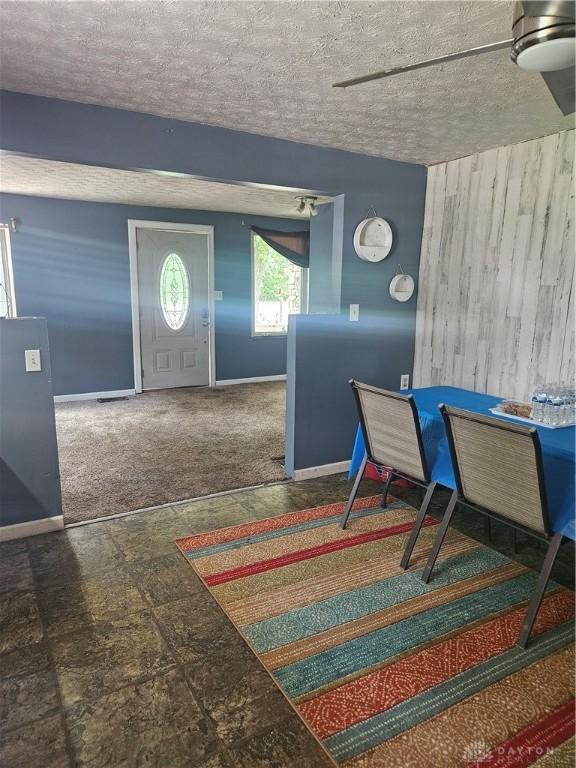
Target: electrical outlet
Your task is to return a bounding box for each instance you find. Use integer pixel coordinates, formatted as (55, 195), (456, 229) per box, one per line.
(349, 304), (359, 322)
(25, 349), (42, 372)
(400, 374), (410, 390)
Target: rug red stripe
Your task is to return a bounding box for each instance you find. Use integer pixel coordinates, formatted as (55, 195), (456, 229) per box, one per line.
(299, 590), (575, 739)
(177, 494), (383, 552)
(468, 697), (575, 768)
(203, 516), (438, 586)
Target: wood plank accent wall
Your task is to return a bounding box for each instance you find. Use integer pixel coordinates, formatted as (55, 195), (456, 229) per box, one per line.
(414, 130), (574, 402)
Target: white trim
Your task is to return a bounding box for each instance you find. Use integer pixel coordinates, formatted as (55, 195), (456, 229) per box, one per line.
(292, 460), (350, 481)
(128, 219), (216, 393)
(128, 220), (142, 391)
(0, 515), (64, 542)
(54, 389), (136, 403)
(215, 375), (286, 386)
(65, 479), (290, 527)
(0, 225), (17, 317)
(207, 226), (216, 388)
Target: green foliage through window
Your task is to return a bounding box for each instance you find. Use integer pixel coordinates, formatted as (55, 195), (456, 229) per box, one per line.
(253, 236), (292, 301)
(253, 235), (306, 334)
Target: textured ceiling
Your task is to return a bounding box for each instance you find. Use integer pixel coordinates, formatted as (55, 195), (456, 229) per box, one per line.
(0, 154), (331, 217)
(0, 1), (573, 165)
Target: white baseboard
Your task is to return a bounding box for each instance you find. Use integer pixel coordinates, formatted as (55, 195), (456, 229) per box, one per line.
(292, 460), (351, 481)
(0, 515), (64, 542)
(215, 375), (286, 386)
(54, 389), (136, 403)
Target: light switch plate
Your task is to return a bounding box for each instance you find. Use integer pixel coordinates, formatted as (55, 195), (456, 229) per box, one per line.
(400, 374), (410, 390)
(25, 349), (42, 372)
(214, 290), (223, 301)
(349, 304), (359, 322)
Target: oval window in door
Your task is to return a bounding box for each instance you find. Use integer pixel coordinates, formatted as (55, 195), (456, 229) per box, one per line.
(159, 253), (190, 330)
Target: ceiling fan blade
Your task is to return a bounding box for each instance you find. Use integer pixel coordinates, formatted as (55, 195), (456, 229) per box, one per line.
(521, 1), (575, 18)
(332, 39), (513, 88)
(541, 67), (575, 114)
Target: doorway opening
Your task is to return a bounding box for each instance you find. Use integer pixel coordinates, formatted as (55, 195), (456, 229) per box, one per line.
(0, 154), (334, 523)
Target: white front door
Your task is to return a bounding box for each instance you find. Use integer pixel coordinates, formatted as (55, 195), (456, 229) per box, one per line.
(137, 227), (211, 390)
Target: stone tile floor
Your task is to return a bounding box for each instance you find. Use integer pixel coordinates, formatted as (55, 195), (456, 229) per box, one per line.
(1, 475), (573, 767)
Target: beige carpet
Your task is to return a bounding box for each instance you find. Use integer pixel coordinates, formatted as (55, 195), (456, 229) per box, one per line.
(55, 382), (286, 524)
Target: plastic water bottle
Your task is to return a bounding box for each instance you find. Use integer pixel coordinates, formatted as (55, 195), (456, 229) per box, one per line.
(540, 389), (548, 423)
(559, 387), (568, 424)
(543, 395), (554, 424)
(560, 386), (575, 425)
(536, 389), (548, 423)
(531, 393), (540, 422)
(551, 395), (563, 425)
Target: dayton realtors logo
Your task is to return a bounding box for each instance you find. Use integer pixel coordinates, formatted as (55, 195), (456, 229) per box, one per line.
(463, 740), (555, 765)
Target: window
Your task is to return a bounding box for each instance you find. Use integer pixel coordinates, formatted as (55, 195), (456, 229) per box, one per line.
(0, 226), (16, 318)
(252, 234), (307, 335)
(159, 252), (189, 331)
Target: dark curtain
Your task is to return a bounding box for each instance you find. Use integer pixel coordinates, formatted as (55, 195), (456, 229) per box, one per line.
(251, 226), (310, 268)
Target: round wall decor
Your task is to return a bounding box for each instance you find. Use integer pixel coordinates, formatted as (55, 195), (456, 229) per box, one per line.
(353, 216), (393, 262)
(389, 273), (415, 302)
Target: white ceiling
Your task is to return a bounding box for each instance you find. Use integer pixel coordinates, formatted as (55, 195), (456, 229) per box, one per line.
(0, 154), (331, 217)
(0, 1), (573, 165)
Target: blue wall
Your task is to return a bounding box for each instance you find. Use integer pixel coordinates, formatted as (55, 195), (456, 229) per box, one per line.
(0, 318), (62, 527)
(0, 91), (427, 469)
(285, 314), (417, 472)
(0, 193), (306, 395)
(0, 91), (426, 319)
(308, 199), (342, 314)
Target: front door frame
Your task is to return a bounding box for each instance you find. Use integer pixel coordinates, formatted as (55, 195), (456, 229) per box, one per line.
(128, 219), (216, 393)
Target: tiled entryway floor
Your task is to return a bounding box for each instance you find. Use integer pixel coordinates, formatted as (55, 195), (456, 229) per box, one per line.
(1, 475), (573, 767)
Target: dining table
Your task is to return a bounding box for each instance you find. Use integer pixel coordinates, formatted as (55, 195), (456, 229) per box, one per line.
(349, 385), (576, 541)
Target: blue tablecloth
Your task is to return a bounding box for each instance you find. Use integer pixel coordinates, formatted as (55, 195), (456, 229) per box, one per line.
(350, 386), (576, 540)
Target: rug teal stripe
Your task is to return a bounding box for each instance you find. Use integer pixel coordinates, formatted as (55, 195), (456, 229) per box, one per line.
(274, 573), (546, 697)
(183, 502), (407, 560)
(245, 548), (509, 653)
(326, 621), (574, 761)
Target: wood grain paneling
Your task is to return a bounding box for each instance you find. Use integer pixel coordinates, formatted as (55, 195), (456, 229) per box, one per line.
(414, 131), (575, 402)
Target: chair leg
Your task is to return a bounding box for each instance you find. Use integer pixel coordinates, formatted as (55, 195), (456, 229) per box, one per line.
(380, 471), (395, 509)
(400, 482), (437, 570)
(517, 533), (563, 649)
(340, 453), (368, 529)
(421, 490), (458, 583)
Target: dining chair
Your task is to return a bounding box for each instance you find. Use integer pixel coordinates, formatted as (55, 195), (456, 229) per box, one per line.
(421, 404), (564, 649)
(340, 380), (437, 570)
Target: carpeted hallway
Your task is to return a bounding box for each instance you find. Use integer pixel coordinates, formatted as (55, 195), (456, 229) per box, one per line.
(55, 382), (286, 524)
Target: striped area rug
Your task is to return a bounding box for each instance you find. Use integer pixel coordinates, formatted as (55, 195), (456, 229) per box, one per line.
(175, 495), (575, 767)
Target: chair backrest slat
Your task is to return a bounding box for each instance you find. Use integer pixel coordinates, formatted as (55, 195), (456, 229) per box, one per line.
(353, 380), (428, 482)
(442, 405), (549, 535)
